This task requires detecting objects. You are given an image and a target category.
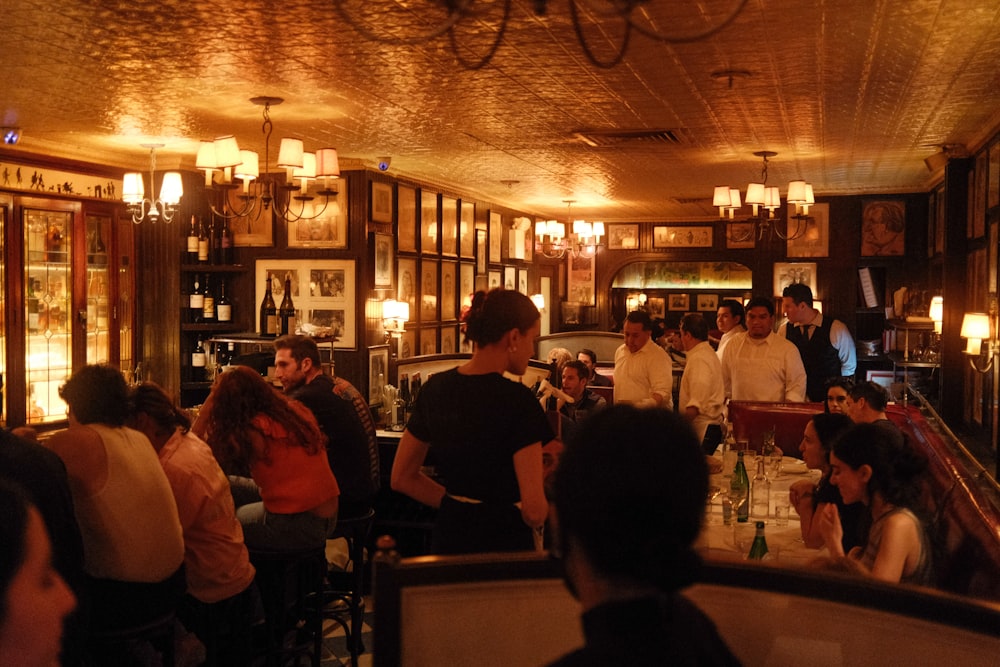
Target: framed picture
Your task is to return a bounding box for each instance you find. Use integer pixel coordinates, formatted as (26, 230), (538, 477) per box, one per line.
(255, 259), (356, 348)
(773, 262), (817, 297)
(489, 211), (502, 263)
(420, 260), (438, 322)
(397, 257), (417, 317)
(488, 269), (502, 290)
(935, 187), (946, 255)
(726, 222), (756, 249)
(287, 192), (348, 249)
(234, 204), (274, 247)
(508, 218), (528, 260)
(669, 294), (690, 311)
(398, 329), (416, 360)
(562, 303), (581, 325)
(990, 141), (1000, 210)
(419, 327), (438, 356)
(698, 294), (719, 311)
(861, 200), (905, 256)
(459, 263), (475, 310)
(503, 265), (516, 291)
(524, 220), (535, 262)
(374, 233), (393, 287)
(397, 185), (417, 252)
(421, 190), (439, 254)
(608, 223), (639, 250)
(371, 181), (393, 224)
(441, 196), (458, 256)
(567, 254), (595, 305)
(974, 152), (987, 238)
(653, 225), (713, 248)
(927, 191), (937, 259)
(368, 345), (390, 406)
(476, 229), (488, 275)
(648, 297), (666, 319)
(440, 325), (459, 354)
(460, 201), (475, 258)
(441, 261), (457, 320)
(786, 203), (829, 258)
(518, 267), (528, 295)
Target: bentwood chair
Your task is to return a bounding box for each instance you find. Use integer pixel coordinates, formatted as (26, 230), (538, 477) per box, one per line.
(324, 508), (376, 664)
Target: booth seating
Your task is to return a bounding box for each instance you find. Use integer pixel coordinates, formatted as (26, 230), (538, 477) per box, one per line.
(728, 400), (1000, 602)
(394, 353), (550, 388)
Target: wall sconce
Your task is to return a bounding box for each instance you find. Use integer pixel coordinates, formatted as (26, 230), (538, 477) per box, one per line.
(121, 143), (183, 224)
(961, 301), (997, 373)
(382, 298), (410, 343)
(929, 295), (944, 334)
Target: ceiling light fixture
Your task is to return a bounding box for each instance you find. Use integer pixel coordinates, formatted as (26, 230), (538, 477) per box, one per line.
(713, 151), (813, 243)
(535, 200), (605, 260)
(195, 96), (339, 229)
(121, 143), (183, 224)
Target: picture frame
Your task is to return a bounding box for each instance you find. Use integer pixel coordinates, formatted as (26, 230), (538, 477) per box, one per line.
(489, 211), (503, 263)
(371, 181), (393, 224)
(518, 267), (528, 295)
(441, 260), (457, 321)
(726, 223), (756, 249)
(562, 303), (581, 325)
(286, 192), (348, 249)
(440, 325), (459, 354)
(420, 260), (438, 322)
(669, 294), (690, 311)
(488, 269), (502, 290)
(419, 326), (438, 356)
(255, 259), (356, 348)
(773, 262), (818, 297)
(368, 345), (390, 407)
(398, 329), (416, 360)
(973, 152), (987, 238)
(861, 200), (905, 256)
(421, 190), (439, 254)
(441, 196), (458, 256)
(523, 220), (535, 262)
(567, 254), (595, 305)
(653, 225), (713, 248)
(785, 203), (829, 258)
(374, 233), (393, 287)
(648, 297), (666, 319)
(397, 185), (417, 253)
(475, 229), (488, 275)
(234, 202), (274, 247)
(460, 201), (475, 258)
(503, 265), (516, 291)
(397, 257), (417, 317)
(607, 223), (640, 250)
(508, 217), (528, 260)
(990, 141), (1000, 210)
(698, 294), (719, 311)
(459, 263), (475, 310)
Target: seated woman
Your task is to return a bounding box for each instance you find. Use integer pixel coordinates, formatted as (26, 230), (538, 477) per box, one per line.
(817, 423), (934, 585)
(193, 366), (340, 552)
(789, 413), (862, 550)
(0, 480), (77, 667)
(824, 377), (854, 415)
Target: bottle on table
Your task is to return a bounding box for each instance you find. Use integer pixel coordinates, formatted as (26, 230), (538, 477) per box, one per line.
(278, 276), (296, 335)
(731, 450), (750, 523)
(747, 521), (770, 560)
(750, 456), (771, 519)
(216, 278), (232, 323)
(259, 277), (277, 337)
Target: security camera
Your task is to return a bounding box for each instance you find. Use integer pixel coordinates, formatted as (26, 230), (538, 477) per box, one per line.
(2, 127), (20, 145)
(377, 156), (391, 171)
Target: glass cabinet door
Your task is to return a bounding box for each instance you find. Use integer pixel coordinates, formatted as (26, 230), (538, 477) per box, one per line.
(116, 216), (136, 380)
(24, 207), (73, 424)
(0, 203), (6, 426)
(85, 213), (111, 365)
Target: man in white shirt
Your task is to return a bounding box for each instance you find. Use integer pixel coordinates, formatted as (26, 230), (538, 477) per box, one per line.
(721, 296), (807, 402)
(715, 299), (746, 360)
(613, 311), (673, 409)
(780, 283), (857, 402)
(677, 314), (725, 441)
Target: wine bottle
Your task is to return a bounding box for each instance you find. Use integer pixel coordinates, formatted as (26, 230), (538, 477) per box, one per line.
(278, 276), (296, 335)
(750, 456), (771, 519)
(186, 215), (199, 264)
(216, 341), (234, 371)
(189, 274), (204, 323)
(259, 277), (277, 337)
(216, 278), (232, 323)
(197, 218), (209, 264)
(747, 521), (770, 560)
(206, 218), (217, 265)
(201, 274), (215, 323)
(191, 337), (207, 382)
(731, 450), (750, 523)
(219, 218), (234, 265)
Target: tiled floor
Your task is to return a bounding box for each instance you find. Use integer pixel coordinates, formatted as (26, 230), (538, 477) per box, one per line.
(320, 597), (374, 666)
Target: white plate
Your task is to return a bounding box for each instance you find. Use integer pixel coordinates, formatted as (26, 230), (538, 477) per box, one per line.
(782, 460), (810, 475)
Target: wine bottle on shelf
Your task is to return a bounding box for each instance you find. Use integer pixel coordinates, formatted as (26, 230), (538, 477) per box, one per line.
(259, 277), (277, 337)
(219, 218), (234, 265)
(197, 218), (210, 264)
(278, 276), (296, 335)
(186, 216), (199, 264)
(191, 337), (207, 382)
(747, 521), (770, 560)
(201, 274), (216, 323)
(750, 456), (771, 519)
(216, 278), (232, 323)
(216, 342), (236, 372)
(731, 450), (750, 523)
(189, 274), (204, 323)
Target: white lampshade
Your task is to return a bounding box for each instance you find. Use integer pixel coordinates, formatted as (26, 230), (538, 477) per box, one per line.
(315, 148), (340, 178)
(234, 150), (259, 181)
(961, 312), (990, 354)
(277, 138), (304, 168)
(293, 152), (317, 185)
(195, 140), (218, 186)
(158, 172), (183, 205)
(929, 296), (944, 322)
(745, 182), (766, 215)
(764, 186), (781, 217)
(122, 172), (144, 204)
(382, 299), (410, 328)
(573, 220), (591, 237)
(787, 180), (807, 203)
(535, 220), (548, 237)
(712, 186), (732, 209)
(212, 135), (241, 169)
(726, 188), (742, 219)
(593, 221), (605, 240)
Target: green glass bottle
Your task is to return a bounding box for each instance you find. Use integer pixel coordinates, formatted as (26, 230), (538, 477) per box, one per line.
(731, 450), (750, 523)
(747, 521), (769, 560)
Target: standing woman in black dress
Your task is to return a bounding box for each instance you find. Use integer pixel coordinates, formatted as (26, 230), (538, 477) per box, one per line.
(392, 289), (553, 554)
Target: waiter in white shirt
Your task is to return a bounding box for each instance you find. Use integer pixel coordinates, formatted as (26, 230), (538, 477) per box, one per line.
(613, 310), (673, 409)
(721, 296), (807, 403)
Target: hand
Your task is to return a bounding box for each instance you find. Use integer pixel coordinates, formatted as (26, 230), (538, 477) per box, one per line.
(705, 456), (723, 474)
(788, 479), (815, 507)
(816, 503), (844, 556)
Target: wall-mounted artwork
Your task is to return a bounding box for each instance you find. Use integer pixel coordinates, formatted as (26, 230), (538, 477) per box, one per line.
(568, 254), (595, 305)
(489, 211), (502, 263)
(653, 225), (713, 248)
(371, 181), (393, 223)
(860, 200), (905, 256)
(669, 294), (690, 311)
(773, 262), (817, 297)
(460, 201), (475, 258)
(255, 259), (356, 348)
(286, 194), (348, 249)
(698, 294), (719, 311)
(374, 233), (393, 287)
(441, 196), (458, 256)
(726, 223), (756, 249)
(368, 345), (389, 406)
(786, 203), (829, 258)
(648, 297), (665, 319)
(420, 260), (438, 322)
(397, 185), (417, 252)
(441, 261), (457, 321)
(421, 190), (439, 254)
(608, 224), (639, 250)
(397, 257), (417, 317)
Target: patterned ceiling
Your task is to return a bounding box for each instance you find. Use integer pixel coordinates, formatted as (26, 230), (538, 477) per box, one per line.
(4, 0), (1000, 222)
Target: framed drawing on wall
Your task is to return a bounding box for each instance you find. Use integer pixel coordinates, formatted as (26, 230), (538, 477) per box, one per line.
(255, 259), (356, 348)
(669, 294), (690, 311)
(371, 181), (393, 224)
(421, 190), (439, 254)
(460, 201), (475, 258)
(398, 329), (416, 360)
(459, 263), (475, 309)
(441, 261), (457, 321)
(488, 269), (502, 290)
(440, 325), (459, 354)
(648, 297), (665, 319)
(489, 211), (502, 263)
(786, 203), (829, 257)
(475, 229), (488, 275)
(420, 260), (438, 322)
(503, 265), (516, 291)
(441, 196), (458, 257)
(368, 345), (389, 407)
(773, 262), (817, 297)
(234, 205), (274, 247)
(607, 223), (639, 250)
(567, 254), (595, 305)
(726, 223), (756, 249)
(653, 225), (713, 248)
(518, 267), (528, 295)
(374, 233), (393, 287)
(698, 294), (719, 311)
(861, 201), (905, 256)
(419, 327), (438, 356)
(397, 185), (417, 252)
(287, 194), (348, 249)
(397, 257), (417, 317)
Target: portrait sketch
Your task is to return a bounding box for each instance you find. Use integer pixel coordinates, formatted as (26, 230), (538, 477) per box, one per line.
(287, 192), (348, 249)
(861, 201), (905, 256)
(441, 261), (457, 320)
(441, 196), (458, 256)
(420, 261), (438, 322)
(488, 270), (502, 290)
(459, 263), (475, 310)
(368, 346), (389, 406)
(420, 327), (438, 356)
(489, 211), (502, 263)
(397, 185), (417, 252)
(460, 201), (475, 258)
(374, 233), (393, 287)
(397, 257), (417, 318)
(421, 190), (439, 254)
(371, 182), (393, 224)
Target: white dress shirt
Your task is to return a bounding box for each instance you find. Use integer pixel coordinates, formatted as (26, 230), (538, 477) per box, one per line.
(680, 340), (725, 441)
(613, 339), (674, 410)
(721, 331), (807, 402)
(716, 327), (745, 361)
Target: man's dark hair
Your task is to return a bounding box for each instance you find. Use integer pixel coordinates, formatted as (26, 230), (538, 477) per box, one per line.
(562, 360), (590, 384)
(782, 283), (814, 307)
(718, 299), (745, 326)
(129, 382), (192, 435)
(578, 348), (598, 365)
(554, 406), (706, 591)
(59, 364), (129, 425)
(680, 313), (709, 341)
(275, 334), (321, 367)
(625, 310), (653, 331)
(849, 380), (889, 411)
(745, 296), (775, 316)
(810, 412), (854, 455)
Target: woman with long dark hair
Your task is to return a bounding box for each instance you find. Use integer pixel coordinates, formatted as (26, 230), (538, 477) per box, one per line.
(392, 289), (553, 554)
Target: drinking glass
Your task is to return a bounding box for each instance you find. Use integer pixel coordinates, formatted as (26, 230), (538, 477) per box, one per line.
(774, 492), (791, 527)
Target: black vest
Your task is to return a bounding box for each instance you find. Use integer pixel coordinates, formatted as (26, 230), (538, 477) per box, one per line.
(785, 317), (841, 402)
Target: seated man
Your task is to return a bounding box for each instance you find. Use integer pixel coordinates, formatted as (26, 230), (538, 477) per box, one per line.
(577, 348), (612, 387)
(43, 365), (185, 636)
(558, 360), (607, 425)
(549, 407), (739, 665)
(847, 380), (904, 445)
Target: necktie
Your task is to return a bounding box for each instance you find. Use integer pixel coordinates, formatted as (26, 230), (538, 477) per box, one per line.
(800, 325), (810, 339)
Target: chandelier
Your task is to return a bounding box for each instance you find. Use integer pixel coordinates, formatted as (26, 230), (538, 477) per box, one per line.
(713, 151), (814, 242)
(194, 96), (340, 228)
(535, 200), (605, 259)
(121, 144), (183, 224)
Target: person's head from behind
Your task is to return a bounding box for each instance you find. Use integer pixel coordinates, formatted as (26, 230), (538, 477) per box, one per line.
(273, 334), (322, 391)
(554, 407), (707, 599)
(825, 377), (855, 414)
(0, 481), (76, 667)
(59, 364), (129, 426)
(744, 296), (776, 340)
(622, 310), (653, 353)
(127, 382), (192, 448)
(716, 299), (745, 333)
(829, 422), (926, 509)
(463, 289), (540, 374)
(678, 313), (709, 352)
(781, 283), (814, 325)
(799, 412), (853, 471)
(848, 381), (889, 422)
(561, 360), (591, 402)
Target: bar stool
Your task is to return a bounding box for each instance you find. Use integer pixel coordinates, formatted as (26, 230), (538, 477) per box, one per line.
(87, 610), (177, 667)
(249, 545), (328, 667)
(324, 508), (375, 664)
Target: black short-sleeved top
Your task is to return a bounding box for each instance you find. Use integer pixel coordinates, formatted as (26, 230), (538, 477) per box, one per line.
(407, 369), (554, 503)
(815, 473), (866, 552)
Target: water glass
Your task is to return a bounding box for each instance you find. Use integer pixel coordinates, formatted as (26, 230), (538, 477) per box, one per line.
(774, 492), (791, 527)
(769, 454), (783, 478)
(722, 447), (738, 478)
